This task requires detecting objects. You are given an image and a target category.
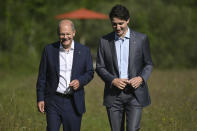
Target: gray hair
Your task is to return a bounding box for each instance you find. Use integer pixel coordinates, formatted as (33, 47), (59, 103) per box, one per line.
(57, 19), (75, 34)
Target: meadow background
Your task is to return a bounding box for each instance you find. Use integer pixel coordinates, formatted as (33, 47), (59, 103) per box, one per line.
(0, 70), (197, 131)
(0, 0), (197, 130)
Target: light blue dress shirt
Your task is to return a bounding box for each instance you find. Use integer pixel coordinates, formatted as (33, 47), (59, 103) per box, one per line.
(115, 28), (130, 79)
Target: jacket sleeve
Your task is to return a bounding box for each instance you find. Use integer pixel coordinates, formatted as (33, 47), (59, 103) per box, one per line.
(36, 47), (47, 102)
(77, 48), (94, 87)
(96, 39), (116, 84)
(140, 35), (153, 83)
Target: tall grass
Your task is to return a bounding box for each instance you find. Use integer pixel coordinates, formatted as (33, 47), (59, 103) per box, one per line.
(0, 69), (196, 131)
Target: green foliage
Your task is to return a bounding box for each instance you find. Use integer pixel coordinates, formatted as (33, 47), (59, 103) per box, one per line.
(0, 0), (197, 70)
(127, 0), (197, 68)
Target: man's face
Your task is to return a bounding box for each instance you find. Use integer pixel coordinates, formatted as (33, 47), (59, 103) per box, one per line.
(111, 17), (129, 38)
(59, 23), (75, 48)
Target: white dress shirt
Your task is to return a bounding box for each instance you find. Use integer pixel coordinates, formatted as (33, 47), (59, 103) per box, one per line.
(56, 41), (74, 94)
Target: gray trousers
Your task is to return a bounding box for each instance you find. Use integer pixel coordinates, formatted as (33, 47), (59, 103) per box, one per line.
(106, 91), (142, 131)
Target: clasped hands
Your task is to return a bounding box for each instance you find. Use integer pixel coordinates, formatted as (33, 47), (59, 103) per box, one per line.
(112, 77), (143, 90)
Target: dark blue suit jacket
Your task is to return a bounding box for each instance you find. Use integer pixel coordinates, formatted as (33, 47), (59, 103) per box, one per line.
(36, 41), (94, 114)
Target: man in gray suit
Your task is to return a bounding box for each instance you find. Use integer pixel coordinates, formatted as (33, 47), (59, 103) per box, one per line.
(96, 5), (153, 131)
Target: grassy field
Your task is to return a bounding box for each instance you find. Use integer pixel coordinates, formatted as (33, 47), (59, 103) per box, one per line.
(0, 69), (197, 131)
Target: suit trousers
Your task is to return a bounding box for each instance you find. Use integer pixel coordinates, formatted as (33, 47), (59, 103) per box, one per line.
(106, 90), (142, 131)
(45, 94), (82, 131)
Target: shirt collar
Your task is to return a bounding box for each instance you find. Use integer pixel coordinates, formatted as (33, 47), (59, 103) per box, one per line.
(60, 40), (75, 51)
(115, 28), (130, 40)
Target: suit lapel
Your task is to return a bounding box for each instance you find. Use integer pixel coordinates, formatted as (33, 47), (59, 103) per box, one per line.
(109, 33), (119, 76)
(54, 42), (60, 77)
(71, 42), (80, 80)
(128, 30), (136, 78)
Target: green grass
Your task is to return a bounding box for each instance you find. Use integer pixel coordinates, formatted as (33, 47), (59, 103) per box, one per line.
(0, 69), (197, 131)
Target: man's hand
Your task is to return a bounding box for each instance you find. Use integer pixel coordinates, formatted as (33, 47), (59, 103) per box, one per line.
(112, 78), (128, 90)
(37, 101), (45, 114)
(128, 76), (143, 89)
(69, 79), (80, 90)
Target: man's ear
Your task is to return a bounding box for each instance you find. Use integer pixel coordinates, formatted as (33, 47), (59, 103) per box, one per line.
(73, 30), (76, 37)
(127, 18), (130, 24)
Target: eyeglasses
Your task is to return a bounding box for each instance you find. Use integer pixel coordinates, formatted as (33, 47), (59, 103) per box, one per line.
(59, 33), (72, 37)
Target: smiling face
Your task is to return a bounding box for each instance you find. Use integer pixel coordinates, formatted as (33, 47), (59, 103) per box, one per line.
(58, 20), (75, 49)
(111, 17), (129, 38)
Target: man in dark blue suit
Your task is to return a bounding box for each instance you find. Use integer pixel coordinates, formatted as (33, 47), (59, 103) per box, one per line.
(96, 5), (153, 131)
(36, 19), (94, 131)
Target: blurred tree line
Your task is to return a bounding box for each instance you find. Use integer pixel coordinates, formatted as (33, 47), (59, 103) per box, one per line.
(0, 0), (197, 72)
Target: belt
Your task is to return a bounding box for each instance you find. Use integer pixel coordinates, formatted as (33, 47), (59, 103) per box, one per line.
(123, 85), (135, 94)
(56, 92), (73, 98)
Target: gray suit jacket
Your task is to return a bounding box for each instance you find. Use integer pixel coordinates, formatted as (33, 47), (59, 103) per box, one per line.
(96, 30), (153, 107)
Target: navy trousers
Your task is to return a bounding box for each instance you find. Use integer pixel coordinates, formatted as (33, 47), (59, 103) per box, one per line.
(45, 94), (82, 131)
(106, 91), (142, 131)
